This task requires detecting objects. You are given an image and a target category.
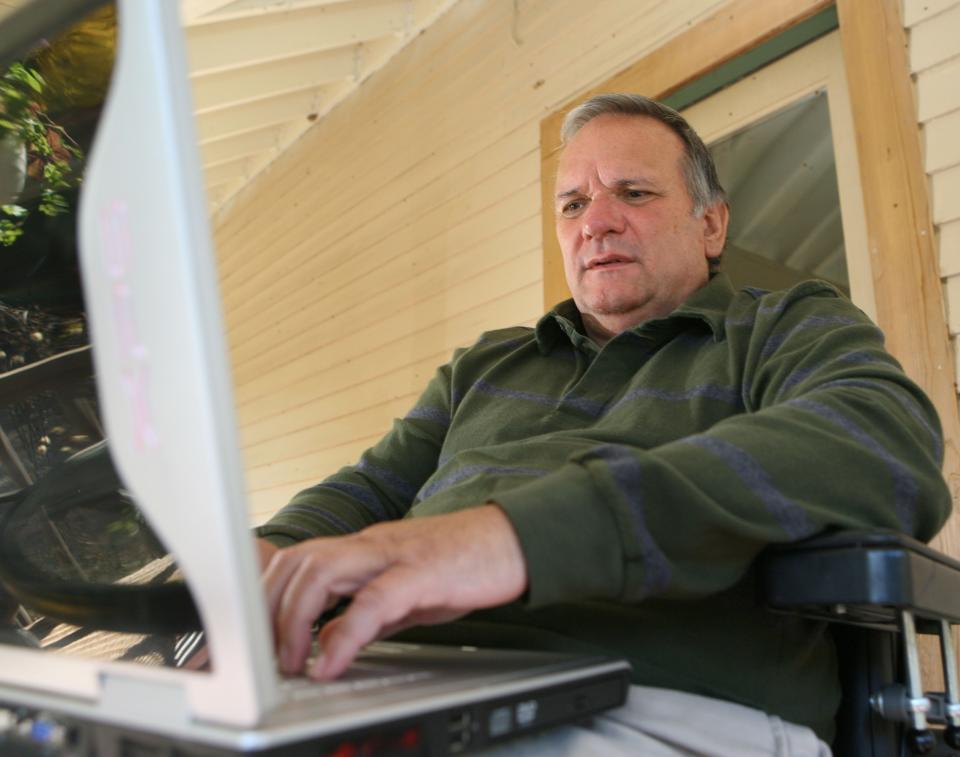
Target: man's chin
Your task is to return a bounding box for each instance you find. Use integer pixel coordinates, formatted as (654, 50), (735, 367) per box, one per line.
(578, 297), (648, 318)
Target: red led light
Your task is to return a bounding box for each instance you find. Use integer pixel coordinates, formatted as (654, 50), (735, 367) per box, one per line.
(327, 742), (358, 757)
(400, 727), (421, 748)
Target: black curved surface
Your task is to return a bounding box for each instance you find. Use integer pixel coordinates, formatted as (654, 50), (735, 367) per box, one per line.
(759, 529), (960, 627)
(0, 441), (202, 633)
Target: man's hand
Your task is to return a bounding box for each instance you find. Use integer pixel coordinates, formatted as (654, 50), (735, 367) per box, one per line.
(256, 538), (279, 570)
(262, 505), (527, 680)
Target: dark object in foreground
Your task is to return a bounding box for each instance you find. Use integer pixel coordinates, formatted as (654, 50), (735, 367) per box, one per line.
(0, 440), (201, 634)
(760, 530), (960, 756)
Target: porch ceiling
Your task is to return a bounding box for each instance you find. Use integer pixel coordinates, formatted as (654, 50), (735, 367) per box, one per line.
(180, 0), (455, 212)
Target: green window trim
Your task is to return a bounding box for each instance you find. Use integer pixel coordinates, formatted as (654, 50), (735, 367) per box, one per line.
(663, 6), (839, 112)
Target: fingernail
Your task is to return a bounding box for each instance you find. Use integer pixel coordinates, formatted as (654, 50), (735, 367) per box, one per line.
(310, 654), (327, 679)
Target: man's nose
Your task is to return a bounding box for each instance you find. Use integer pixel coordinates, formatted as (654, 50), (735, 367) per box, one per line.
(582, 194), (625, 239)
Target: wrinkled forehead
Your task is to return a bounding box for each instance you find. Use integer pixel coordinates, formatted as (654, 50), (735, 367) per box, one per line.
(555, 114), (687, 191)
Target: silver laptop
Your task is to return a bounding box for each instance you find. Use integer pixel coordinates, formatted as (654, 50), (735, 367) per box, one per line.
(0, 1), (629, 753)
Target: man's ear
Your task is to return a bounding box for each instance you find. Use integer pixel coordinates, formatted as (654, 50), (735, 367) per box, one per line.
(702, 201), (729, 261)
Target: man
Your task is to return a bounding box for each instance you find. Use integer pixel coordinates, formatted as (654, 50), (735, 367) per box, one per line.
(255, 94), (951, 754)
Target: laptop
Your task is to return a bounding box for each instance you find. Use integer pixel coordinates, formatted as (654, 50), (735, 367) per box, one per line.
(0, 1), (630, 754)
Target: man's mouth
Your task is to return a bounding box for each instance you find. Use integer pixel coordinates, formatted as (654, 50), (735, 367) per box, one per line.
(586, 255), (632, 270)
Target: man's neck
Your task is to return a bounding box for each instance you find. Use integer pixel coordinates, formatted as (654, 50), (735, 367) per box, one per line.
(581, 312), (638, 346)
(577, 275), (718, 346)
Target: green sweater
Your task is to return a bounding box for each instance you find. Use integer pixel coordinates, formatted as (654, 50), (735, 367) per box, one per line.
(257, 274), (951, 739)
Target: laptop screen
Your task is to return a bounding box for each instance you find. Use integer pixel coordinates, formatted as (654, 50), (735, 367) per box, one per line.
(0, 0), (205, 670)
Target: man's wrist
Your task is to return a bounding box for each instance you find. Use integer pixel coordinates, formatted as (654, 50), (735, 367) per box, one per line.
(479, 502), (529, 601)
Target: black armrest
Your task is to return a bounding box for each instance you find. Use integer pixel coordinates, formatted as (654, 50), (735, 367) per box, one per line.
(758, 530), (960, 630)
(760, 530), (960, 754)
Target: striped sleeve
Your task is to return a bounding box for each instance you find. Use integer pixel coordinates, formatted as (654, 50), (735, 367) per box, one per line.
(495, 284), (952, 607)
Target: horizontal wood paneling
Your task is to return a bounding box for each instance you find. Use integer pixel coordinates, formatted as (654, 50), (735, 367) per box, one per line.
(236, 278), (539, 411)
(916, 54), (960, 122)
(909, 1), (960, 71)
(220, 126), (537, 310)
(227, 161), (541, 377)
(942, 221), (960, 276)
(240, 289), (543, 514)
(214, 4), (725, 292)
(925, 107), (960, 173)
(904, 0), (958, 25)
(210, 0), (748, 521)
(212, 0), (960, 524)
(232, 241), (541, 394)
(216, 9), (526, 283)
(933, 164), (960, 224)
(906, 15), (960, 677)
(241, 351), (447, 450)
(906, 0), (960, 420)
(235, 249), (541, 401)
(245, 396), (417, 490)
(947, 276), (960, 334)
(247, 434), (380, 519)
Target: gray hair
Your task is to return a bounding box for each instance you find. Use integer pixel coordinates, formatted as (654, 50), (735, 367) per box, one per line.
(560, 93), (727, 217)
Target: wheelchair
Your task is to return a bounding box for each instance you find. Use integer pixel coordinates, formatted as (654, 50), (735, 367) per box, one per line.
(761, 530), (960, 756)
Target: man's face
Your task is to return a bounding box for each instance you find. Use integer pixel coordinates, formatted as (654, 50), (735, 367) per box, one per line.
(554, 114), (728, 339)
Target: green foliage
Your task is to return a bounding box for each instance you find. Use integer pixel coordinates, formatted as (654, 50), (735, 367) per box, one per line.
(0, 218), (23, 245)
(0, 61), (83, 246)
(0, 203), (26, 217)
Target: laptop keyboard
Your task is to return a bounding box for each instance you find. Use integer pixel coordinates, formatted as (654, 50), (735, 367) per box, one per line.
(279, 661), (435, 700)
(176, 632), (436, 699)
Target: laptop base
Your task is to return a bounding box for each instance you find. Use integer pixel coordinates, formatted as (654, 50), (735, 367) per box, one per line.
(0, 668), (628, 756)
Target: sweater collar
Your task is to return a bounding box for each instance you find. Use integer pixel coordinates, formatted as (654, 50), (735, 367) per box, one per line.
(535, 273), (736, 353)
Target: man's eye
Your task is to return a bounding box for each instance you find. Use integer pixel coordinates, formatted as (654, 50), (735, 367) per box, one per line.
(625, 189), (648, 200)
(561, 201), (584, 216)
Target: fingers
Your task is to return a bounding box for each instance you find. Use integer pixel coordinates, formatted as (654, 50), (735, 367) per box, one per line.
(308, 564), (425, 679)
(262, 536), (389, 674)
(262, 544), (325, 672)
(261, 507), (528, 679)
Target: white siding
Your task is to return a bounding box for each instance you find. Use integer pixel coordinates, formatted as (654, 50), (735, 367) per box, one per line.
(942, 220), (960, 276)
(905, 0), (958, 24)
(909, 0), (960, 388)
(211, 0), (726, 521)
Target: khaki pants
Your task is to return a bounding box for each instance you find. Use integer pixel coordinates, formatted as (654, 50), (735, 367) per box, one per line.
(477, 685), (832, 756)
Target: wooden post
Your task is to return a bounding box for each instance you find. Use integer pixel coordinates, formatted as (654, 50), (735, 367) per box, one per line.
(837, 0), (960, 688)
(836, 0), (960, 536)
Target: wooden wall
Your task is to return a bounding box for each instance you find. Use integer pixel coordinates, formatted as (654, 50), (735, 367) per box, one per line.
(210, 0), (726, 522)
(910, 0), (960, 382)
(211, 0), (960, 524)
